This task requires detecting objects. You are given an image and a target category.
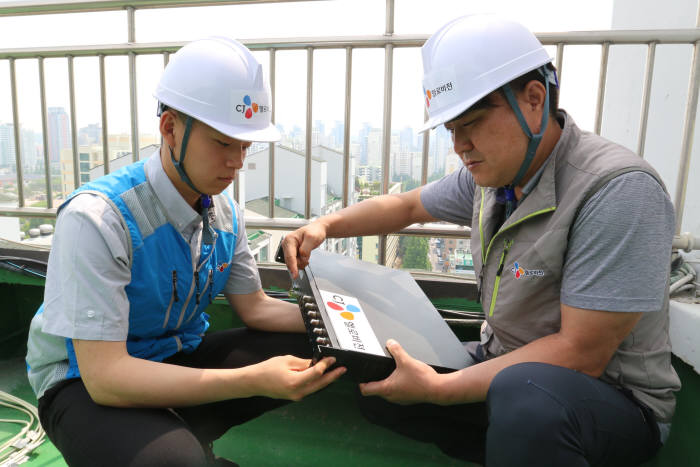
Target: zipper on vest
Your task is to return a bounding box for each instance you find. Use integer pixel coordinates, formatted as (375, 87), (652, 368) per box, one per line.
(172, 270), (179, 302)
(208, 269), (213, 303)
(174, 230), (218, 330)
(488, 239), (513, 317)
(183, 232), (219, 327)
(174, 274), (197, 329)
(185, 268), (214, 327)
(477, 270), (483, 304)
(163, 270), (179, 328)
(194, 270), (201, 305)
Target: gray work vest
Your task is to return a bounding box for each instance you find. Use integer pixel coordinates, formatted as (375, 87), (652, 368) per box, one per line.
(471, 117), (680, 423)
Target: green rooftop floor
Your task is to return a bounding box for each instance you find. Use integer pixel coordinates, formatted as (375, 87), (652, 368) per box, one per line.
(1, 273), (699, 466)
(0, 355), (475, 467)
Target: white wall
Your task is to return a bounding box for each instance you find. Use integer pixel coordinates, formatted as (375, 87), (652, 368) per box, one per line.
(245, 146), (326, 217)
(0, 214), (20, 242)
(603, 0), (700, 235)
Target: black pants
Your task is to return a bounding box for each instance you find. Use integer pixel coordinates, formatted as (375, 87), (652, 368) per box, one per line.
(38, 329), (311, 467)
(360, 361), (662, 467)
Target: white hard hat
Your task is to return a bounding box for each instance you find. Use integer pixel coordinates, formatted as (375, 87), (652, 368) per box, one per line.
(155, 36), (280, 142)
(420, 15), (552, 132)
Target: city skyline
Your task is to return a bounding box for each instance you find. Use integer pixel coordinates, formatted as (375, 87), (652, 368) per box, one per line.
(0, 104), (459, 184)
(0, 1), (613, 141)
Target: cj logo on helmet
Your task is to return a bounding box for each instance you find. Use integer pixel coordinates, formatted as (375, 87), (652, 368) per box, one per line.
(236, 95), (270, 119)
(424, 81), (454, 108)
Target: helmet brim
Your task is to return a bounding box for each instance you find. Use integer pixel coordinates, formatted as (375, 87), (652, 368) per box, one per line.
(201, 117), (281, 143)
(418, 98), (482, 133)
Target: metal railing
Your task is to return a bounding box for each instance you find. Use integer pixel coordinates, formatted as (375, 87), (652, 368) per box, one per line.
(1, 0), (699, 263)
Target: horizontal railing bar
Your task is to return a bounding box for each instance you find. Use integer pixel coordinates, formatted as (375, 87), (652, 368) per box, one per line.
(0, 208), (473, 236)
(4, 208), (697, 250)
(0, 208), (57, 218)
(0, 37), (426, 59)
(228, 219), (474, 238)
(0, 0), (326, 17)
(537, 29), (700, 44)
(2, 29), (700, 59)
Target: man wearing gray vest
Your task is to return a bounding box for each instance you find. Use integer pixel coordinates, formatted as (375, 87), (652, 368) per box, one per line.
(282, 15), (680, 466)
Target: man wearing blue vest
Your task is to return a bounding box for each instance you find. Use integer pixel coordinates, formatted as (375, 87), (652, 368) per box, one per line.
(282, 15), (680, 466)
(26, 37), (344, 467)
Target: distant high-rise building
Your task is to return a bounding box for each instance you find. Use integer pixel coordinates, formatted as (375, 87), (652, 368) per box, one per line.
(78, 123), (102, 146)
(430, 125), (452, 177)
(330, 121), (344, 150)
(48, 107), (71, 164)
(315, 120), (325, 139)
(21, 128), (42, 173)
(358, 122), (372, 165)
(0, 123), (16, 168)
(397, 151), (413, 179)
(357, 165), (382, 183)
(400, 126), (414, 152)
(366, 128), (382, 167)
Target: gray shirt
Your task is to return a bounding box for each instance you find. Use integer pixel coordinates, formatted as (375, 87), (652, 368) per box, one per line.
(420, 135), (674, 314)
(27, 152), (260, 397)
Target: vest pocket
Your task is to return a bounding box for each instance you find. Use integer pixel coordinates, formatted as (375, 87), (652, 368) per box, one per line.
(184, 268), (214, 327)
(488, 239), (513, 316)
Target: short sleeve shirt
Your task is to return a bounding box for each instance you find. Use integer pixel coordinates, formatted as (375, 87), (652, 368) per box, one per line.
(40, 152), (261, 342)
(420, 119), (674, 313)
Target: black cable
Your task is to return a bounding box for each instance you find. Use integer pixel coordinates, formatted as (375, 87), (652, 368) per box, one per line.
(0, 260), (47, 279)
(0, 255), (48, 266)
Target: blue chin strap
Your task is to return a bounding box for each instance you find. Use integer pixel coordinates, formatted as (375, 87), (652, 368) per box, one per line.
(167, 114), (215, 245)
(500, 65), (556, 219)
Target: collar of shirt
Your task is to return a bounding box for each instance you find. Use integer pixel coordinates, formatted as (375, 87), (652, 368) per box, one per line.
(144, 149), (202, 239)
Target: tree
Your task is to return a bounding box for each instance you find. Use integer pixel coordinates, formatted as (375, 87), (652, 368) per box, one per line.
(400, 236), (430, 270)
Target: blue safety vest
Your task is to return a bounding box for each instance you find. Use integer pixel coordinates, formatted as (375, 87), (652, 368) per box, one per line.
(36, 159), (238, 380)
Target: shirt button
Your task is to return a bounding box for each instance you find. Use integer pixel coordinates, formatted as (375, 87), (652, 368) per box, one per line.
(86, 310), (95, 318)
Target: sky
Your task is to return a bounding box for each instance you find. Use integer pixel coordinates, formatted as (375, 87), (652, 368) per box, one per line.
(0, 0), (614, 138)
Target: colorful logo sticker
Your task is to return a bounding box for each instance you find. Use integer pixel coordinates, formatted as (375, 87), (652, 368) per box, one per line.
(216, 262), (229, 272)
(424, 82), (453, 109)
(235, 95), (269, 119)
(510, 261), (545, 279)
(424, 88), (432, 108)
(319, 290), (384, 356)
(326, 298), (361, 321)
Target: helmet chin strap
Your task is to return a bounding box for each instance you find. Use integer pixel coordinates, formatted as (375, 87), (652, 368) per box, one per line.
(168, 115), (215, 245)
(169, 116), (201, 195)
(499, 65), (554, 219)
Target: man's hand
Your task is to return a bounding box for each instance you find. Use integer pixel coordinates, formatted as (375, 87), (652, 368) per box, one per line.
(252, 355), (345, 401)
(282, 222), (328, 278)
(359, 339), (439, 405)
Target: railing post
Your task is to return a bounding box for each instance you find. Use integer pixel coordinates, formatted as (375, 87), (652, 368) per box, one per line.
(555, 43), (564, 88)
(637, 42), (657, 157)
(67, 55), (80, 190)
(342, 46), (352, 208)
(269, 48), (276, 218)
(99, 54), (110, 174)
(593, 42), (609, 135)
(378, 0), (395, 266)
(421, 108), (429, 186)
(127, 6), (139, 163)
(674, 40), (700, 234)
(305, 47), (313, 219)
(9, 57), (24, 207)
(38, 57), (53, 208)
